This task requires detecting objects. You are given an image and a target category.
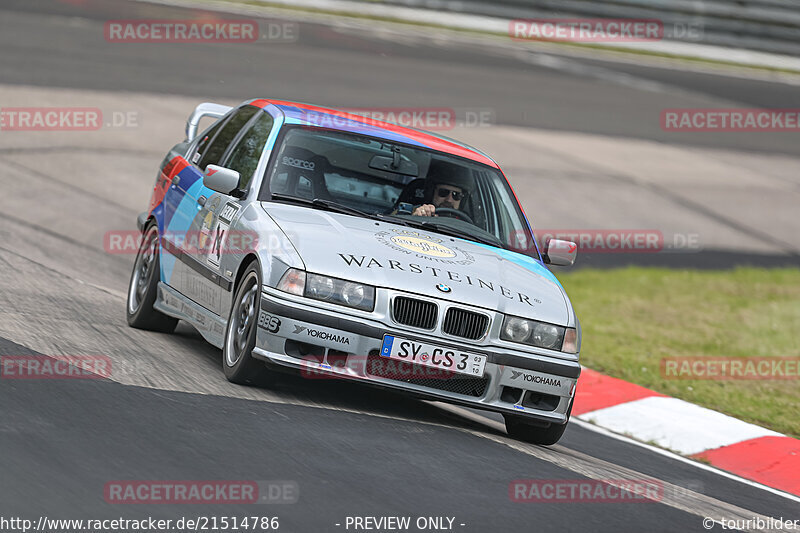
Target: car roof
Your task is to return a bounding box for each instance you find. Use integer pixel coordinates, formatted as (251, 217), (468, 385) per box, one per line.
(248, 99), (499, 169)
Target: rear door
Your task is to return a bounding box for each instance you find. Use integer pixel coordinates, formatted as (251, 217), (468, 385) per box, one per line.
(159, 114), (229, 289)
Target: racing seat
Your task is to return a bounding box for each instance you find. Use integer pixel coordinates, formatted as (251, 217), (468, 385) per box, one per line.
(270, 147), (333, 200)
(391, 178), (427, 213)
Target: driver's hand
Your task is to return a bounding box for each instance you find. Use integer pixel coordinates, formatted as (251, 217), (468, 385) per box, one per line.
(411, 204), (437, 217)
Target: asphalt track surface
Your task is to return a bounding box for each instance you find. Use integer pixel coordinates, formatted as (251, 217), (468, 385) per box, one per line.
(0, 1), (799, 532)
(2, 0), (799, 156)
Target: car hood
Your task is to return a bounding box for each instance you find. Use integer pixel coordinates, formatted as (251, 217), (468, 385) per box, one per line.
(264, 203), (570, 325)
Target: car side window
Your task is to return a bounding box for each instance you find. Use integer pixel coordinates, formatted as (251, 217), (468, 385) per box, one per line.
(191, 118), (227, 165)
(222, 111), (274, 191)
(196, 106), (259, 172)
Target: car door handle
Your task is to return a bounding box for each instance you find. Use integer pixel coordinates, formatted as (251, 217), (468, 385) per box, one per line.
(197, 196), (207, 207)
(172, 175), (181, 186)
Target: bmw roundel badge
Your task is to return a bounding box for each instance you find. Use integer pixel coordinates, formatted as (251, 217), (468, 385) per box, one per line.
(436, 284), (452, 293)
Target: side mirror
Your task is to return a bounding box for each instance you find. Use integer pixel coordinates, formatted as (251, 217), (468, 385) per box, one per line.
(204, 165), (241, 196)
(543, 238), (577, 266)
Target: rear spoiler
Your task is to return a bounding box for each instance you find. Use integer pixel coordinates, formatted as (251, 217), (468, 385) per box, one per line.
(185, 102), (233, 143)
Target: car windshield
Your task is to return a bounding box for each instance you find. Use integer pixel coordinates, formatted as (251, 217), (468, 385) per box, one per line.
(260, 126), (539, 258)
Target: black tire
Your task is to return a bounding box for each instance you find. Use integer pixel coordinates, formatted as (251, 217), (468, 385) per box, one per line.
(223, 261), (269, 385)
(126, 222), (178, 333)
(504, 400), (573, 446)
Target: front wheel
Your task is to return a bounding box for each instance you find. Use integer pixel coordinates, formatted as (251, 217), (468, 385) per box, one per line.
(223, 261), (269, 386)
(126, 222), (178, 333)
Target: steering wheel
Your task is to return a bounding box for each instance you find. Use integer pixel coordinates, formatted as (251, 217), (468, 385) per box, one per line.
(435, 207), (474, 225)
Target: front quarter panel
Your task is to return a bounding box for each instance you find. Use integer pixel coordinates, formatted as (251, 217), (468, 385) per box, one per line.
(216, 201), (304, 320)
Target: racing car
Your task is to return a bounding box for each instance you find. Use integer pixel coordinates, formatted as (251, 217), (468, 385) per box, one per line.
(127, 99), (581, 445)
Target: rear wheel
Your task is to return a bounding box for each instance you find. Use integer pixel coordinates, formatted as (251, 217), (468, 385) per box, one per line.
(223, 261), (269, 385)
(126, 222), (178, 333)
(504, 400), (573, 446)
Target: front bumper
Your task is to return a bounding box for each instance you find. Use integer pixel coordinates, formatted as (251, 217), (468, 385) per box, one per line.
(253, 289), (580, 425)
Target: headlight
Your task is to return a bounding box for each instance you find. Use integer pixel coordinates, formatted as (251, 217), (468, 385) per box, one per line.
(306, 274), (335, 300)
(341, 282), (367, 308)
(532, 322), (561, 349)
(277, 269), (375, 311)
(501, 315), (577, 353)
(503, 317), (531, 343)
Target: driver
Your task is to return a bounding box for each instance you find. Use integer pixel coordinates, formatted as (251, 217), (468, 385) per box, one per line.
(411, 160), (472, 217)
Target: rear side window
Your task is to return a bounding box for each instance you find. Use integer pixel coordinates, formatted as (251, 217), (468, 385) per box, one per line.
(196, 106), (259, 172)
(192, 118), (226, 165)
(223, 111), (274, 191)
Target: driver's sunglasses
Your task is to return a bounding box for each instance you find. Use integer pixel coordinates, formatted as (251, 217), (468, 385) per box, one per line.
(436, 187), (463, 201)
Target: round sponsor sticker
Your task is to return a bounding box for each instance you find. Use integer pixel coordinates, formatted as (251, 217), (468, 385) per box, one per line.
(374, 229), (475, 266)
(389, 235), (456, 258)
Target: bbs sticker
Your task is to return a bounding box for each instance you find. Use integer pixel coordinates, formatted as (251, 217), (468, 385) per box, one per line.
(258, 311), (281, 333)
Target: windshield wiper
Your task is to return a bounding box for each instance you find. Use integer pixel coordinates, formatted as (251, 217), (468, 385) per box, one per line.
(375, 213), (415, 227)
(418, 221), (503, 248)
(271, 193), (377, 220)
(271, 195), (502, 248)
(378, 214), (502, 248)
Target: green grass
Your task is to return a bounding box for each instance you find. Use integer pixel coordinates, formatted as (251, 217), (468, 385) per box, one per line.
(558, 267), (800, 438)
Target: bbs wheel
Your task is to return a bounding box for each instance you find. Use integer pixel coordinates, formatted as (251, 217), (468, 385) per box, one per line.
(126, 221), (178, 333)
(223, 261), (269, 385)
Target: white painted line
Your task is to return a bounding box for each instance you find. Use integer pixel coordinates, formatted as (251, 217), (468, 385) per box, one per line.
(578, 396), (783, 456)
(570, 419), (800, 505)
(431, 404), (797, 532)
(433, 401), (800, 505)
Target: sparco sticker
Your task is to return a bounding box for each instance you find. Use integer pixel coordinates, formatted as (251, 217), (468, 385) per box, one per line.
(282, 156), (314, 170)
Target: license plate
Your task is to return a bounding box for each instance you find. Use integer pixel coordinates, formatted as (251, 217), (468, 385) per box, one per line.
(380, 335), (487, 378)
